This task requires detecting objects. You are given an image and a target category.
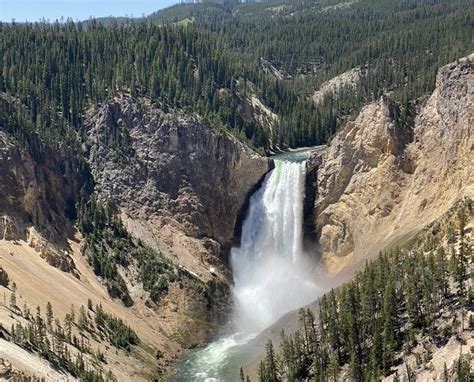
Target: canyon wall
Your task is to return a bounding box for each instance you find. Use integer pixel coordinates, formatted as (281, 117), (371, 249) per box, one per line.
(306, 54), (473, 274)
(0, 94), (272, 378)
(85, 96), (272, 277)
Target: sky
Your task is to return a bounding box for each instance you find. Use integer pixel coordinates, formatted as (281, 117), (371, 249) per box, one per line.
(0, 0), (178, 22)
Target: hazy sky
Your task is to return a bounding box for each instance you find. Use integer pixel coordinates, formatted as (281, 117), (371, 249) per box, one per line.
(0, 0), (178, 22)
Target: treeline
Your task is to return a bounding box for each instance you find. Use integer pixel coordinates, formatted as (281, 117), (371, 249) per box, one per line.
(200, 0), (473, 143)
(168, 0), (473, 144)
(255, 200), (473, 381)
(8, 298), (119, 381)
(94, 304), (139, 350)
(0, 21), (278, 150)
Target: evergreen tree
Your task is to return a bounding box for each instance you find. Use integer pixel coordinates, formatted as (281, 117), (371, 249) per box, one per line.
(9, 282), (17, 310)
(0, 266), (9, 287)
(382, 272), (399, 374)
(46, 301), (54, 329)
(264, 339), (278, 382)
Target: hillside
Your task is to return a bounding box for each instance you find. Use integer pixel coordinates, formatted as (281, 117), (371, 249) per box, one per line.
(1, 0), (473, 151)
(305, 53), (473, 276)
(241, 53), (473, 381)
(0, 93), (271, 379)
(255, 198), (473, 381)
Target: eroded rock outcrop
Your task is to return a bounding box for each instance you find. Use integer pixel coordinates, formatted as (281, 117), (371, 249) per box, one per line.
(0, 127), (82, 273)
(83, 96), (273, 350)
(307, 54), (473, 274)
(86, 97), (272, 261)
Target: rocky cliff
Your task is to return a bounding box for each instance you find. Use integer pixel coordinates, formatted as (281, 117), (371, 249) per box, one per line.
(0, 94), (273, 379)
(85, 96), (272, 276)
(0, 113), (86, 273)
(306, 54), (473, 274)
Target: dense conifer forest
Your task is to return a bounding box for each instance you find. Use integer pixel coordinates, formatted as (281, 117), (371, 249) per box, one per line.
(1, 0), (473, 152)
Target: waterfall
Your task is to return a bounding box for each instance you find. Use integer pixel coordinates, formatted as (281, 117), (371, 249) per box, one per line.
(231, 158), (319, 334)
(172, 154), (320, 381)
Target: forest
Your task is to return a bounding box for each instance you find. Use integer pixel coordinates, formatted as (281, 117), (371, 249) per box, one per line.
(255, 200), (473, 381)
(0, 0), (473, 153)
(0, 0), (472, 380)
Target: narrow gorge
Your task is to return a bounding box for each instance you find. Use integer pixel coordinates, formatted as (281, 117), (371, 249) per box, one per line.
(174, 53), (473, 381)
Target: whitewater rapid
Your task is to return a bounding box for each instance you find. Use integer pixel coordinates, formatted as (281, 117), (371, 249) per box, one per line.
(172, 154), (320, 381)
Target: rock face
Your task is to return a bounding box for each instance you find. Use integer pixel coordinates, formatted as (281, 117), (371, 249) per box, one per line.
(0, 127), (82, 273)
(84, 97), (272, 350)
(312, 67), (364, 105)
(86, 96), (272, 259)
(306, 54), (473, 274)
(0, 95), (272, 377)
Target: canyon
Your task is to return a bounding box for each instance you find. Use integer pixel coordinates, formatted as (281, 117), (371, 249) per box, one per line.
(0, 53), (472, 380)
(306, 53), (473, 277)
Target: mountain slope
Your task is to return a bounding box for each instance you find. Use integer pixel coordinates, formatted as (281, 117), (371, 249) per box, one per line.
(256, 198), (473, 381)
(241, 54), (473, 381)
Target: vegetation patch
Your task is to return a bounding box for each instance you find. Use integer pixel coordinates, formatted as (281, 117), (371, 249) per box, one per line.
(78, 196), (178, 304)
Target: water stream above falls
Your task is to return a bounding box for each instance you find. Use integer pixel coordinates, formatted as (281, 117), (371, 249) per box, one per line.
(172, 151), (320, 381)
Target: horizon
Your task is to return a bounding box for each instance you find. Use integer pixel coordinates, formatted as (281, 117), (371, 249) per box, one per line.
(0, 0), (178, 23)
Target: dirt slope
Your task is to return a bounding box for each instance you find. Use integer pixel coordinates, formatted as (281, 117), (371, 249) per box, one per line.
(0, 234), (186, 380)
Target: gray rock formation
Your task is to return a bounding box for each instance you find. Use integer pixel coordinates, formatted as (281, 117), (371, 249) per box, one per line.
(86, 96), (272, 257)
(83, 96), (273, 344)
(0, 127), (81, 273)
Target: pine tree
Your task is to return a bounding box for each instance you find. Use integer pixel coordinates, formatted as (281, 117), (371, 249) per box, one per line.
(9, 282), (17, 310)
(264, 339), (278, 382)
(436, 247), (449, 301)
(46, 301), (54, 329)
(327, 352), (339, 382)
(455, 210), (468, 299)
(0, 266), (9, 287)
(64, 313), (73, 342)
(78, 305), (87, 331)
(258, 360), (266, 382)
(382, 272), (399, 374)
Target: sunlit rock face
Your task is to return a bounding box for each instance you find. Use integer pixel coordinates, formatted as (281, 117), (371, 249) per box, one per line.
(0, 121), (84, 273)
(306, 54), (473, 274)
(85, 95), (273, 337)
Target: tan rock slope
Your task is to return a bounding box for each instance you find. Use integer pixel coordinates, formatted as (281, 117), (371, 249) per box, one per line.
(0, 123), (83, 274)
(311, 67), (363, 105)
(306, 54), (473, 275)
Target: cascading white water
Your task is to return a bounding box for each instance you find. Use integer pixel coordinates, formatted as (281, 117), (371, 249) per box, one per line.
(172, 154), (320, 382)
(231, 159), (319, 333)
